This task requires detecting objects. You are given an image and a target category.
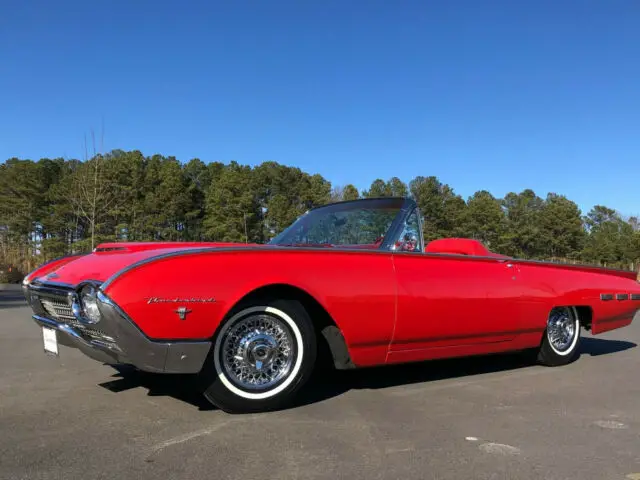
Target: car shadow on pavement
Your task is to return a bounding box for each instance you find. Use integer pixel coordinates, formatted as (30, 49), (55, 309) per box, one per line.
(99, 365), (216, 410)
(297, 336), (637, 407)
(579, 336), (636, 356)
(97, 336), (636, 411)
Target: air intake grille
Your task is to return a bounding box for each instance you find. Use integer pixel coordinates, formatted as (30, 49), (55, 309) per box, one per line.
(40, 295), (75, 322)
(36, 290), (116, 345)
(67, 318), (115, 343)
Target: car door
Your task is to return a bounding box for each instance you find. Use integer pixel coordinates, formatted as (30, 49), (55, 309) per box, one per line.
(389, 208), (523, 352)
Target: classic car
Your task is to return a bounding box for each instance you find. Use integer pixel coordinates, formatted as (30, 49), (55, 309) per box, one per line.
(22, 197), (640, 413)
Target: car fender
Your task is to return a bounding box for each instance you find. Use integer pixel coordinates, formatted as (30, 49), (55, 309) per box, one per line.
(100, 248), (397, 366)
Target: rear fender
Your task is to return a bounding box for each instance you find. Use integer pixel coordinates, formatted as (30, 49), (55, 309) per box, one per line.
(590, 297), (638, 335)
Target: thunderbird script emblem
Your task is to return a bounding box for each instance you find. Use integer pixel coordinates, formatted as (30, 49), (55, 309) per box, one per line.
(147, 296), (216, 304)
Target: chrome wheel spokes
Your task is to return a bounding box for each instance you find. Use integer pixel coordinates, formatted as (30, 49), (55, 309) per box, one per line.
(547, 307), (577, 353)
(221, 314), (295, 390)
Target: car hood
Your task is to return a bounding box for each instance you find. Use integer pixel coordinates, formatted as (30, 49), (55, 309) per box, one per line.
(29, 241), (261, 287)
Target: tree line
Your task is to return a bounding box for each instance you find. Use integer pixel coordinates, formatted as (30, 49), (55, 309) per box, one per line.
(1, 149), (638, 280)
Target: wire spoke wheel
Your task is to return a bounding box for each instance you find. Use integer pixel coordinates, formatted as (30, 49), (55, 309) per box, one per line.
(546, 306), (579, 355)
(204, 300), (316, 412)
(220, 312), (297, 391)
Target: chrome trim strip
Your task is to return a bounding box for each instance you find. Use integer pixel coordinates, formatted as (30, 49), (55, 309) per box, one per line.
(601, 293), (614, 301)
(99, 246), (384, 290)
(616, 293), (630, 301)
(101, 244), (516, 291)
(631, 294), (640, 301)
(29, 282), (75, 294)
(417, 206), (426, 254)
(379, 198), (417, 251)
(515, 259), (637, 276)
(387, 205), (425, 253)
(304, 195), (410, 212)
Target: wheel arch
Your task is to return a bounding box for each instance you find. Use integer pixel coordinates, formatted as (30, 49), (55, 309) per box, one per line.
(222, 283), (355, 370)
(574, 305), (593, 331)
(547, 304), (592, 331)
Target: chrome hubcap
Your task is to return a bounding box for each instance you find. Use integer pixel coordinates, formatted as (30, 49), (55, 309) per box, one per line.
(221, 314), (295, 390)
(547, 307), (577, 352)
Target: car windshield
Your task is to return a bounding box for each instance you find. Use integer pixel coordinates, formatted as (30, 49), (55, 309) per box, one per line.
(269, 198), (405, 248)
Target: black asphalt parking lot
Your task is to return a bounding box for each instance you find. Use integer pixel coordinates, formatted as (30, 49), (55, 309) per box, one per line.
(2, 285), (640, 480)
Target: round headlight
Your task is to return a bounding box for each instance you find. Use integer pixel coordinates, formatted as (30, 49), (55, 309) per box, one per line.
(80, 285), (101, 324)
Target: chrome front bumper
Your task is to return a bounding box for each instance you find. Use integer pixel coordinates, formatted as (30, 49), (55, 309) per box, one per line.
(28, 283), (211, 374)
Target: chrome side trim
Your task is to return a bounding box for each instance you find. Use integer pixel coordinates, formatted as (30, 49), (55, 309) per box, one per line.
(100, 244), (517, 291)
(616, 293), (630, 301)
(631, 294), (640, 301)
(98, 246), (391, 290)
(515, 259), (637, 277)
(601, 293), (614, 301)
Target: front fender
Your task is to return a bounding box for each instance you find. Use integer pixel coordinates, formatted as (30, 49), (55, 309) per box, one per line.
(100, 249), (397, 358)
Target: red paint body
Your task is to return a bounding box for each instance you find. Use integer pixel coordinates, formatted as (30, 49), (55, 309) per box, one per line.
(32, 240), (640, 369)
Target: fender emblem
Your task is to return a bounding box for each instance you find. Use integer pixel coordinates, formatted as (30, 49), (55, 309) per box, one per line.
(147, 297), (216, 304)
(174, 306), (192, 321)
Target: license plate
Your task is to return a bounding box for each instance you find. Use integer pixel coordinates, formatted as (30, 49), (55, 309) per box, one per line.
(42, 327), (59, 356)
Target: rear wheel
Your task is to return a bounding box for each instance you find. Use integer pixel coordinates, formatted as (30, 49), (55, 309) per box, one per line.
(199, 298), (317, 413)
(537, 306), (581, 366)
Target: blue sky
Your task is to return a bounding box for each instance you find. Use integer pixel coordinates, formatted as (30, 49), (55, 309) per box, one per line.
(1, 0), (639, 216)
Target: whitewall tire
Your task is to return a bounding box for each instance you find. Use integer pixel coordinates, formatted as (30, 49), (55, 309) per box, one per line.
(538, 306), (581, 366)
(200, 298), (317, 413)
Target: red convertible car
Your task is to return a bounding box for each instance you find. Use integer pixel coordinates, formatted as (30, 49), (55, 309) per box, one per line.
(23, 197), (640, 413)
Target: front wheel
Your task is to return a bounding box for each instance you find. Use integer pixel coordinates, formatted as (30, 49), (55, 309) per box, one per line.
(199, 298), (317, 413)
(537, 306), (581, 366)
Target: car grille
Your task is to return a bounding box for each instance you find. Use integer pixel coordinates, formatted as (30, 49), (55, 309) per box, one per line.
(36, 291), (116, 344)
(40, 295), (75, 322)
(67, 318), (115, 343)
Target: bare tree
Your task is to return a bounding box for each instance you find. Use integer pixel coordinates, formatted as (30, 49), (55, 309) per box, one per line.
(64, 130), (118, 250)
(330, 185), (345, 202)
